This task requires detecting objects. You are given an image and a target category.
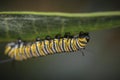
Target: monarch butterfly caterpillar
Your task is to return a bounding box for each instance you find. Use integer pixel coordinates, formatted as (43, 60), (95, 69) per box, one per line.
(4, 32), (90, 61)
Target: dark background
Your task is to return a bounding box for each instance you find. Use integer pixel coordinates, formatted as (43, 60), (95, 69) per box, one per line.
(0, 0), (120, 12)
(0, 0), (120, 80)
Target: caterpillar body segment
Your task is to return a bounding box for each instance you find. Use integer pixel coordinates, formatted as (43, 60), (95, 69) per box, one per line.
(4, 32), (90, 61)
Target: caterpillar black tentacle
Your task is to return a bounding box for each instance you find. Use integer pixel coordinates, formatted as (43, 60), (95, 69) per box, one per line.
(4, 32), (90, 61)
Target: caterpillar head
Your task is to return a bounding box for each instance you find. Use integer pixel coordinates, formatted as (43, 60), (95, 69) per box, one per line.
(79, 32), (90, 43)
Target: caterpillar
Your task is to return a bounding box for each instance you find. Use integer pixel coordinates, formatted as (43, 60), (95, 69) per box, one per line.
(4, 32), (90, 61)
(0, 11), (120, 62)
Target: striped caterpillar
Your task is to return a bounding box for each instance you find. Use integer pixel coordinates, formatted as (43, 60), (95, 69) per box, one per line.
(0, 11), (119, 63)
(4, 32), (90, 61)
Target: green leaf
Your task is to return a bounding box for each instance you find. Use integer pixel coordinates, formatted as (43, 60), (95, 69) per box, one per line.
(0, 11), (120, 42)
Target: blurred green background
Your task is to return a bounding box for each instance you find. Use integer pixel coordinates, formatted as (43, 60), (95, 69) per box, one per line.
(0, 0), (120, 80)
